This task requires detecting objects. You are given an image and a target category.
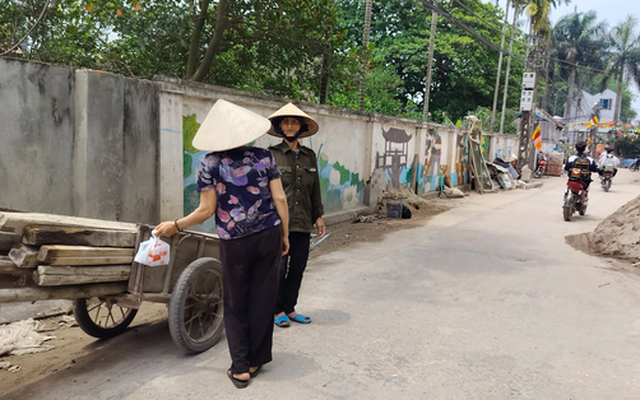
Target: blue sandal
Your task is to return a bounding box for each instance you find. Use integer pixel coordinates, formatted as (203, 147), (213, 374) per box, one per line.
(289, 314), (312, 324)
(274, 315), (290, 327)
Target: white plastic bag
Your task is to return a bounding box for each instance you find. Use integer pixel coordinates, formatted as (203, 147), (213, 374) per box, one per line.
(134, 233), (170, 267)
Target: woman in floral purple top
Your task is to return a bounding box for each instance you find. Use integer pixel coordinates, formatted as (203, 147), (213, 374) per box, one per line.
(155, 100), (289, 389)
(196, 148), (283, 240)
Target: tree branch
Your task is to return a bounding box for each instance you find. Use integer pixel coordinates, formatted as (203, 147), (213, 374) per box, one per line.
(190, 0), (228, 82)
(186, 0), (212, 79)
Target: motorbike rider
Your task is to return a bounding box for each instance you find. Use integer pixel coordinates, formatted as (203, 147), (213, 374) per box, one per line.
(597, 146), (611, 166)
(598, 147), (620, 177)
(564, 141), (600, 193)
(633, 154), (640, 170)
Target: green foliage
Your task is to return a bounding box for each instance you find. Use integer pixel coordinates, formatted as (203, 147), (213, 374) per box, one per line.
(614, 137), (640, 158)
(183, 114), (200, 154)
(333, 0), (527, 123)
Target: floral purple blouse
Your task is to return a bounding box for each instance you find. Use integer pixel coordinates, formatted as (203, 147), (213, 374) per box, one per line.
(196, 146), (282, 240)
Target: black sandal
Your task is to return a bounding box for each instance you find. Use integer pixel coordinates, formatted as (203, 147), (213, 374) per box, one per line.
(227, 369), (249, 389)
(250, 365), (262, 378)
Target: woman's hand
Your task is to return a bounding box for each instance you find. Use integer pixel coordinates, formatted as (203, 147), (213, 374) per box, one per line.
(315, 217), (326, 238)
(154, 220), (179, 237)
(282, 235), (290, 256)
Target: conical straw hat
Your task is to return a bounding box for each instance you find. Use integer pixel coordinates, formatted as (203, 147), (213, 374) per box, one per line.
(192, 99), (271, 152)
(267, 103), (319, 138)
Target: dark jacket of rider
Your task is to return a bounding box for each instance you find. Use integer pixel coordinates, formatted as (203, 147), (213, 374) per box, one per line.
(564, 152), (600, 188)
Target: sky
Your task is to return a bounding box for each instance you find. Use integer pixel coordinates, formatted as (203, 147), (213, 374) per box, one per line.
(491, 0), (640, 121)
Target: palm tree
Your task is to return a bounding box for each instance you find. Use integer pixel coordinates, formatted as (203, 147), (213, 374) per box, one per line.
(553, 10), (607, 123)
(606, 16), (640, 124)
(512, 0), (568, 165)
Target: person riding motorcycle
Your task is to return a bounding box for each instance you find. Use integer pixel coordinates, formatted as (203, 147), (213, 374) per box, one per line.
(598, 147), (620, 177)
(564, 141), (600, 193)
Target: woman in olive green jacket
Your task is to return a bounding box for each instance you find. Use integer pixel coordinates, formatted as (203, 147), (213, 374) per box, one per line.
(268, 103), (325, 328)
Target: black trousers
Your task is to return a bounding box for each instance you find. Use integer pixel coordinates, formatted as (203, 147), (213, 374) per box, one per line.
(275, 232), (311, 315)
(220, 226), (282, 374)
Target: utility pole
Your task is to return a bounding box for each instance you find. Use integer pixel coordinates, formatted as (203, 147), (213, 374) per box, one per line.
(359, 0), (373, 111)
(491, 0), (510, 131)
(423, 9), (437, 120)
(499, 3), (519, 134)
(518, 33), (543, 168)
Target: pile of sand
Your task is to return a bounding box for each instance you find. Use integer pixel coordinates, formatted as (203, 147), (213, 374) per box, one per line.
(567, 195), (640, 261)
(376, 184), (451, 217)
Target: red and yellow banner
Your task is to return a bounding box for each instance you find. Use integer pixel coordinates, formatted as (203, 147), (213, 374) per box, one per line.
(532, 123), (542, 152)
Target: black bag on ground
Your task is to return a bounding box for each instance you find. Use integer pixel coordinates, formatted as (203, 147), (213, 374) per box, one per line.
(401, 205), (412, 219)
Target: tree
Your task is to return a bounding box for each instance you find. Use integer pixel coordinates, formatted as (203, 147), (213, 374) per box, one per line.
(553, 9), (607, 123)
(605, 15), (640, 124)
(335, 0), (527, 122)
(1, 1), (344, 102)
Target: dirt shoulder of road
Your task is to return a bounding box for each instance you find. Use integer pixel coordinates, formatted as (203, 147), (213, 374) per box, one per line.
(565, 190), (640, 275)
(0, 196), (456, 398)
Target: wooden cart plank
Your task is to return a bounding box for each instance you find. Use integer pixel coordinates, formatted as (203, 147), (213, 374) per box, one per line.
(34, 265), (131, 286)
(0, 232), (20, 253)
(8, 244), (39, 269)
(37, 245), (134, 263)
(40, 255), (134, 266)
(0, 212), (137, 234)
(23, 226), (137, 248)
(0, 283), (127, 303)
(0, 256), (28, 274)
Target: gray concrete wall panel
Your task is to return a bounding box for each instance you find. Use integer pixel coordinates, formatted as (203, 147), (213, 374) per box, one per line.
(74, 70), (125, 220)
(0, 58), (75, 214)
(121, 78), (160, 224)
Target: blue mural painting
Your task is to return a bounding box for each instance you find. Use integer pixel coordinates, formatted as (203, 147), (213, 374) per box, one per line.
(315, 143), (365, 213)
(422, 130), (442, 192)
(375, 127), (414, 189)
(183, 115), (364, 224)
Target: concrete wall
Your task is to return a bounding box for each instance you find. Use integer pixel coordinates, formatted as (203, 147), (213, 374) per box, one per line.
(0, 59), (159, 223)
(0, 58), (75, 215)
(156, 77), (482, 229)
(491, 134), (519, 161)
(2, 58), (511, 230)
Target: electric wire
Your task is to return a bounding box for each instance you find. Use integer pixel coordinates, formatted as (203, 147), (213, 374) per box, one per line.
(0, 0), (50, 56)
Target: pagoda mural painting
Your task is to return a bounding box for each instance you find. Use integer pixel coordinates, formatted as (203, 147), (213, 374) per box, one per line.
(375, 127), (412, 189)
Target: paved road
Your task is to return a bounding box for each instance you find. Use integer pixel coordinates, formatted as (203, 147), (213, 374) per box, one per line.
(5, 171), (640, 400)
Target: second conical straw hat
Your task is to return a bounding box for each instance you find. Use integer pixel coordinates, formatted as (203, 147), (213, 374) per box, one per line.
(267, 103), (319, 138)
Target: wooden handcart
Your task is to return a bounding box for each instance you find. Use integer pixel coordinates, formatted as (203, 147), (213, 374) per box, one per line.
(0, 212), (224, 354)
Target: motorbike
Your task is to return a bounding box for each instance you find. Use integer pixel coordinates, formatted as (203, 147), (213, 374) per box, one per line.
(630, 158), (640, 172)
(563, 179), (588, 222)
(600, 167), (614, 192)
(533, 154), (547, 178)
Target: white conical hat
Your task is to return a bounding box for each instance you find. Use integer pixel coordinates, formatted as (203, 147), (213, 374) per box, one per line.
(192, 99), (271, 152)
(267, 102), (319, 138)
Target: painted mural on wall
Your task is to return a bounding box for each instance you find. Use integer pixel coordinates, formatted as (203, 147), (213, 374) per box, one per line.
(481, 135), (491, 160)
(182, 115), (364, 224)
(375, 127), (413, 188)
(422, 129), (442, 191)
(314, 143), (364, 213)
(182, 114), (217, 232)
(451, 134), (468, 187)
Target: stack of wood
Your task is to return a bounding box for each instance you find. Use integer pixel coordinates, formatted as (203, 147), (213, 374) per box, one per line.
(0, 212), (139, 302)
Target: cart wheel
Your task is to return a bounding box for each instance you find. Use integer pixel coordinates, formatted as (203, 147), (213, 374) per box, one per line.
(169, 257), (224, 354)
(73, 298), (138, 339)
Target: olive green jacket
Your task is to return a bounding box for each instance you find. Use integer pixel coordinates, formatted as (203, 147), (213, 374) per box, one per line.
(269, 141), (324, 233)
